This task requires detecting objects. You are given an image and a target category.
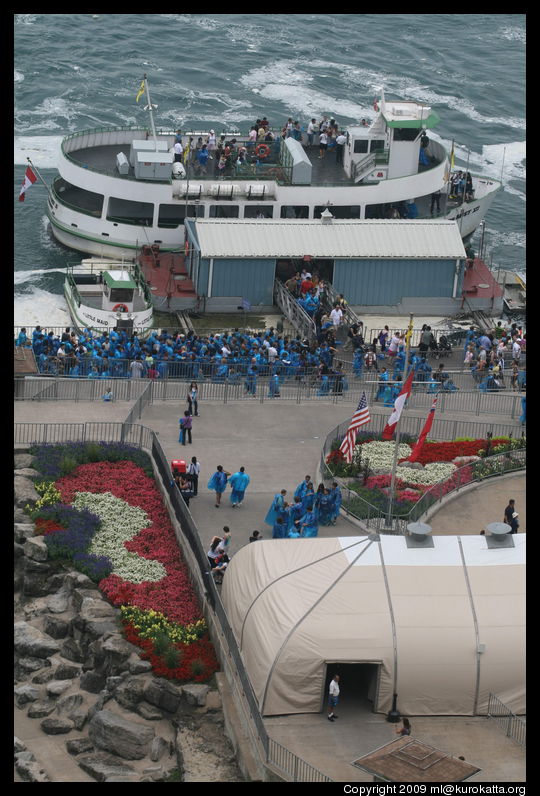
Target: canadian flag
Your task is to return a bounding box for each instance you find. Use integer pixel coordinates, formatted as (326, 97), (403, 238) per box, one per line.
(19, 165), (37, 202)
(382, 369), (415, 440)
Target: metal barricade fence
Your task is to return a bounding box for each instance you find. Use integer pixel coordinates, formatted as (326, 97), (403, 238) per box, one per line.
(487, 693), (526, 747)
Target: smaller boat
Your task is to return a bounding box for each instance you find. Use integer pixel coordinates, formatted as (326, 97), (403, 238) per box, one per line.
(64, 258), (154, 335)
(494, 270), (526, 314)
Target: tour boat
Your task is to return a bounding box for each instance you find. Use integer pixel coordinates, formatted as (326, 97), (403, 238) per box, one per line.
(63, 258), (153, 335)
(46, 79), (501, 260)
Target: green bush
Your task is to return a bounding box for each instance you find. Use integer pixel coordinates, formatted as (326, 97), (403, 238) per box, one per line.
(59, 456), (78, 476)
(163, 646), (181, 669)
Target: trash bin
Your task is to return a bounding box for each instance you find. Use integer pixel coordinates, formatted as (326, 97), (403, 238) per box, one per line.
(171, 459), (186, 475)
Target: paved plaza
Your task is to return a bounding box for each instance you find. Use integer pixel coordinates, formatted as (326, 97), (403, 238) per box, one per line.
(14, 395), (526, 782)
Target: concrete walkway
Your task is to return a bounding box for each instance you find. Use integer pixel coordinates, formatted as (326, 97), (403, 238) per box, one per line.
(14, 398), (526, 782)
(429, 474), (526, 534)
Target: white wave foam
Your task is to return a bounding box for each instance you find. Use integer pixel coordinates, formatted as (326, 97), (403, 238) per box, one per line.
(15, 14), (39, 24)
(483, 228), (526, 251)
(14, 288), (70, 328)
(498, 25), (526, 43)
(14, 268), (69, 286)
(14, 136), (62, 168)
(14, 69), (24, 83)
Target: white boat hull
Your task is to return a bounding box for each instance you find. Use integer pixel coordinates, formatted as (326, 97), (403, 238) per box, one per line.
(64, 280), (153, 334)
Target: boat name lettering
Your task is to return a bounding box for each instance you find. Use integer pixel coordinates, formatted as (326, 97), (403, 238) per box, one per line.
(448, 206), (480, 221)
(81, 311), (109, 326)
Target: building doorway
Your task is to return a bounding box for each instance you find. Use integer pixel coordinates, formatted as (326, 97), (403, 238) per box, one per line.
(275, 258), (334, 284)
(322, 662), (381, 716)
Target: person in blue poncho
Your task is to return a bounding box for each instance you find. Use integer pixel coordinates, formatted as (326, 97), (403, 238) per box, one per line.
(328, 481), (342, 525)
(316, 488), (334, 526)
(375, 367), (389, 401)
(229, 466), (250, 507)
(268, 373), (281, 397)
(300, 504), (319, 537)
(244, 359), (258, 395)
(272, 516), (287, 539)
(353, 348), (364, 378)
(207, 465), (231, 508)
(294, 475), (312, 501)
(265, 489), (288, 526)
(286, 496), (305, 533)
(520, 395), (526, 425)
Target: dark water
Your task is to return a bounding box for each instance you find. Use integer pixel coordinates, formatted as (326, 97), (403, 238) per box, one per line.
(14, 13), (525, 326)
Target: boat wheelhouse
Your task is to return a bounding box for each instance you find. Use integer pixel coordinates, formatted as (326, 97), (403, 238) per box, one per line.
(46, 85), (501, 260)
(64, 259), (154, 335)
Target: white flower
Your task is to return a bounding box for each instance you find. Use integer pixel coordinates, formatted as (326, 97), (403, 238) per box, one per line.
(356, 441), (412, 472)
(397, 461), (456, 486)
(72, 491), (166, 583)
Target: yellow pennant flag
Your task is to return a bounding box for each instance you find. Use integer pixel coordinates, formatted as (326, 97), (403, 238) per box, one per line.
(450, 139), (455, 171)
(136, 79), (145, 103)
(404, 316), (414, 349)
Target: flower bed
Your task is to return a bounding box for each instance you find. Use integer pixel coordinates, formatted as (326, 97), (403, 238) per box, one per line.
(26, 446), (218, 683)
(325, 432), (525, 519)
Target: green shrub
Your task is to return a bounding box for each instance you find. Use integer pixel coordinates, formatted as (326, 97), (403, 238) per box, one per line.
(163, 646), (181, 669)
(59, 456), (78, 476)
(152, 632), (173, 656)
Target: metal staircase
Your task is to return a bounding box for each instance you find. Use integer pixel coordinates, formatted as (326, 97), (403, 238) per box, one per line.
(273, 279), (316, 343)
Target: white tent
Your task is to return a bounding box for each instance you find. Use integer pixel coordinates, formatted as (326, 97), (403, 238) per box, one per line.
(221, 534), (525, 717)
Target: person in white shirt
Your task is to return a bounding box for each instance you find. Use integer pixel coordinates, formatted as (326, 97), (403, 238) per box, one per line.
(387, 333), (401, 359)
(319, 131), (328, 159)
(335, 132), (347, 165)
(187, 456), (200, 496)
(173, 141), (183, 163)
(207, 130), (217, 152)
(330, 306), (343, 328)
(512, 338), (521, 363)
(306, 118), (318, 146)
(328, 674), (340, 721)
(267, 345), (278, 363)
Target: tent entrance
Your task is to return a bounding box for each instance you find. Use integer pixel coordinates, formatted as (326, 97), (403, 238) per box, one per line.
(275, 258), (335, 284)
(322, 662), (381, 715)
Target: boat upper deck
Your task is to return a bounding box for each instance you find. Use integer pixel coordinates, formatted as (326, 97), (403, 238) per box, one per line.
(66, 139), (357, 187)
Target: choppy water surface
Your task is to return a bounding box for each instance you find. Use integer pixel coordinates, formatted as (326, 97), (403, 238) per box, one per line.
(14, 13), (525, 325)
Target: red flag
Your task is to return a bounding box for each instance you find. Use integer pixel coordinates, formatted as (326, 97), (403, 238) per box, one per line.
(407, 397), (438, 462)
(19, 166), (37, 202)
(382, 369), (415, 440)
(339, 391), (371, 463)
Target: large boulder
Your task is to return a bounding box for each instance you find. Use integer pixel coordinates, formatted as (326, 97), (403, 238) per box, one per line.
(114, 677), (147, 710)
(43, 615), (70, 639)
(66, 738), (95, 756)
(14, 453), (35, 469)
(15, 467), (41, 480)
(27, 700), (57, 719)
(46, 680), (73, 698)
(14, 475), (40, 507)
(14, 621), (60, 658)
(77, 753), (136, 782)
(23, 536), (49, 562)
(40, 716), (75, 735)
(14, 523), (35, 543)
(14, 684), (41, 707)
(46, 588), (73, 615)
(182, 683), (210, 707)
(80, 671), (107, 694)
(143, 679), (183, 714)
(88, 709), (155, 760)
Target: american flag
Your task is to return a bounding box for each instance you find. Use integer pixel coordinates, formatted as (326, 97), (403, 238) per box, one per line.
(339, 391), (371, 463)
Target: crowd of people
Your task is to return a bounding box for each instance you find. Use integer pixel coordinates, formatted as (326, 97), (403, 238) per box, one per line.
(263, 476), (343, 539)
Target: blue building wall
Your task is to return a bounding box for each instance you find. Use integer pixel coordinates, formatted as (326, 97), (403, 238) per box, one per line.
(210, 259), (275, 305)
(332, 259), (458, 305)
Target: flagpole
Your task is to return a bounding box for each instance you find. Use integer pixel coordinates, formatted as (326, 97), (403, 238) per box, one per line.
(385, 314), (413, 529)
(26, 157), (50, 193)
(459, 147), (470, 236)
(142, 74), (159, 151)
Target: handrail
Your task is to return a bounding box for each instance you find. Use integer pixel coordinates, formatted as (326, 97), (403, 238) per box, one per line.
(487, 692), (526, 747)
(273, 279), (316, 343)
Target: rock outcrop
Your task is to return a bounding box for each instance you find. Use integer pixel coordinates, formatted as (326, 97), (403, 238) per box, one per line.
(14, 452), (242, 783)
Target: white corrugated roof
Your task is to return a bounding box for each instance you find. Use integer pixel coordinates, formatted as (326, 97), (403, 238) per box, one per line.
(193, 219), (466, 259)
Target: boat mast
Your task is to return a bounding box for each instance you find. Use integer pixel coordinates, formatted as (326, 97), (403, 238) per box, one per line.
(142, 74), (159, 151)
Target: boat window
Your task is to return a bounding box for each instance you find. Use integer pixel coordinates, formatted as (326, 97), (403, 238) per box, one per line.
(280, 205), (309, 219)
(158, 204), (204, 227)
(209, 206), (239, 218)
(244, 205), (274, 219)
(109, 288), (134, 303)
(314, 206), (360, 219)
(52, 177), (104, 217)
(369, 139), (385, 152)
(107, 197), (154, 227)
(392, 127), (419, 141)
(353, 140), (369, 154)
